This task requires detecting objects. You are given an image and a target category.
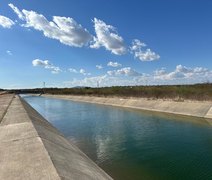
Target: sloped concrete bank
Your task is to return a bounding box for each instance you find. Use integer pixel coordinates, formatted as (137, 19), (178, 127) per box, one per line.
(0, 94), (113, 180)
(45, 95), (212, 122)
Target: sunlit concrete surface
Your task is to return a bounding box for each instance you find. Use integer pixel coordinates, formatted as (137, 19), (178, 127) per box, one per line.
(0, 94), (113, 180)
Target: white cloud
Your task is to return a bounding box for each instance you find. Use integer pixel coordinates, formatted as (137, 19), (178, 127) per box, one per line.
(68, 68), (90, 76)
(32, 59), (62, 74)
(107, 67), (142, 76)
(130, 39), (160, 61)
(130, 39), (146, 51)
(64, 64), (211, 87)
(154, 65), (212, 81)
(107, 61), (122, 67)
(8, 4), (161, 61)
(154, 68), (166, 76)
(8, 3), (25, 20)
(32, 59), (50, 66)
(6, 50), (12, 55)
(96, 65), (103, 69)
(63, 75), (126, 87)
(47, 66), (62, 74)
(63, 74), (150, 87)
(8, 4), (161, 60)
(9, 4), (92, 47)
(106, 71), (114, 76)
(68, 68), (78, 73)
(134, 49), (160, 61)
(80, 68), (91, 76)
(64, 75), (106, 87)
(90, 18), (127, 55)
(0, 15), (15, 28)
(79, 68), (86, 75)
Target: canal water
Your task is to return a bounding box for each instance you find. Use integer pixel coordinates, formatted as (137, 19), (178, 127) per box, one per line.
(23, 95), (212, 180)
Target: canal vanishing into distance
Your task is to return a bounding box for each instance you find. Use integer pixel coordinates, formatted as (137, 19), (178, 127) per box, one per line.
(23, 95), (212, 180)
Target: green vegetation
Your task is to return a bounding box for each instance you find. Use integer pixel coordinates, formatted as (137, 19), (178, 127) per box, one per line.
(6, 83), (212, 101)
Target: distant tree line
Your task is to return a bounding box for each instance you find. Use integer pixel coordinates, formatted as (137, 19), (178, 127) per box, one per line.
(5, 83), (212, 101)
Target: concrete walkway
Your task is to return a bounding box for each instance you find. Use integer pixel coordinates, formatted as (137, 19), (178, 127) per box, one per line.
(0, 94), (112, 180)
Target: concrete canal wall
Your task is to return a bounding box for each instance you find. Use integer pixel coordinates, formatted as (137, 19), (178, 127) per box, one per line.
(0, 94), (113, 180)
(45, 95), (212, 121)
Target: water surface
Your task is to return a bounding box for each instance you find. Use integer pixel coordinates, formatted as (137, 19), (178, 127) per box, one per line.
(23, 95), (212, 180)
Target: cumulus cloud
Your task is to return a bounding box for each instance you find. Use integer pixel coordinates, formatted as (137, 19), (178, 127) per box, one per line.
(130, 39), (160, 61)
(8, 4), (161, 59)
(8, 3), (25, 20)
(63, 74), (150, 87)
(80, 69), (91, 76)
(107, 67), (142, 76)
(64, 64), (211, 87)
(65, 67), (146, 87)
(79, 69), (87, 75)
(134, 49), (160, 61)
(63, 75), (127, 87)
(68, 68), (78, 73)
(0, 15), (15, 28)
(130, 39), (146, 51)
(64, 75), (106, 87)
(96, 65), (103, 69)
(107, 61), (122, 67)
(68, 68), (90, 76)
(32, 59), (50, 66)
(8, 4), (92, 47)
(32, 59), (62, 74)
(154, 65), (212, 81)
(90, 18), (127, 55)
(33, 63), (212, 87)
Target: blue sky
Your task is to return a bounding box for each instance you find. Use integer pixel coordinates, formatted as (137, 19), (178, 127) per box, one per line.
(0, 0), (212, 88)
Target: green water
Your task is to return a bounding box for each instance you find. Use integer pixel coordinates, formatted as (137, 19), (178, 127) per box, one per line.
(23, 96), (212, 180)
